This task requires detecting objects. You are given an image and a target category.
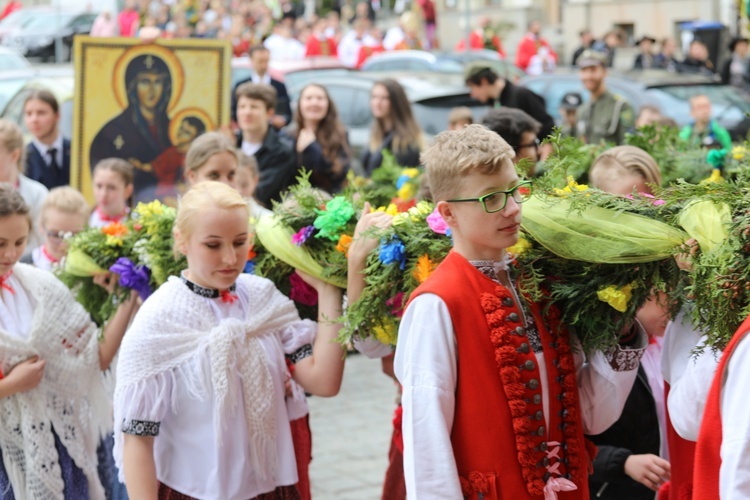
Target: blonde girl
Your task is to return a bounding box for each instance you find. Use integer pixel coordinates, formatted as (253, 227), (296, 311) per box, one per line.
(115, 181), (346, 499)
(90, 158), (134, 228)
(0, 119), (48, 256)
(589, 145), (662, 196)
(0, 185), (138, 498)
(184, 132), (239, 189)
(28, 186), (89, 270)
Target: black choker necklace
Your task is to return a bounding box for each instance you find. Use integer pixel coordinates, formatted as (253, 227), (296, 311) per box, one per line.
(181, 275), (237, 299)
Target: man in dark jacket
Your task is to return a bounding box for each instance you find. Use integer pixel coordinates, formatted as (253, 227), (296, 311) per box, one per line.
(234, 82), (297, 206)
(464, 61), (555, 158)
(232, 45), (292, 129)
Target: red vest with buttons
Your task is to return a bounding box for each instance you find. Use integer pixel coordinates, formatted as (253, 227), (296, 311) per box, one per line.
(692, 314), (750, 500)
(409, 252), (589, 500)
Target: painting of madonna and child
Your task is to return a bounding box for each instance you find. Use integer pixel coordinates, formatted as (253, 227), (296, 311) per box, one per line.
(71, 37), (231, 205)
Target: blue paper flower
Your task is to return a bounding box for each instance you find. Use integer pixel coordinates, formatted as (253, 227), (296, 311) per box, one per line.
(396, 174), (410, 189)
(109, 257), (151, 301)
(378, 236), (407, 270)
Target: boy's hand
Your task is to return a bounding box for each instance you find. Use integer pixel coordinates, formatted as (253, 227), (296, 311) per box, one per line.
(624, 454), (671, 491)
(5, 356), (46, 394)
(93, 272), (117, 295)
(349, 203), (393, 265)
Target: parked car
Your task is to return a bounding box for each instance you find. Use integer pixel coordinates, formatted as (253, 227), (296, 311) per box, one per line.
(361, 49), (526, 83)
(521, 69), (750, 139)
(0, 65), (72, 117)
(0, 8), (45, 42)
(231, 56), (347, 89)
(287, 71), (490, 172)
(1, 72), (74, 139)
(0, 46), (30, 71)
(1, 10), (96, 62)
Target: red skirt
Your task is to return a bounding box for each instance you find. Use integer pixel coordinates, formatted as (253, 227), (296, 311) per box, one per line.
(158, 484), (301, 500)
(289, 415), (312, 500)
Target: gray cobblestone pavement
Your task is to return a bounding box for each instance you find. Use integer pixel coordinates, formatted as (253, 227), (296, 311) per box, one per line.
(307, 353), (398, 499)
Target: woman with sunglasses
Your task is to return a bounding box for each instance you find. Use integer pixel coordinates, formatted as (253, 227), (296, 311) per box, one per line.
(481, 108), (542, 175)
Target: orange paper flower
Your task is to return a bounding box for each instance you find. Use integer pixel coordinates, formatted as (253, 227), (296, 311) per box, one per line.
(102, 222), (128, 237)
(336, 234), (353, 256)
(412, 254), (436, 284)
(247, 246), (257, 261)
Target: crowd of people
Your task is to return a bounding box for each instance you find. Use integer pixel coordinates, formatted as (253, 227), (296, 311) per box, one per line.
(1, 1), (750, 499)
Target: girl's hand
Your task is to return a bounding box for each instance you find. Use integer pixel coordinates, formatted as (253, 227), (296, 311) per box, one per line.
(5, 356), (46, 394)
(675, 238), (698, 272)
(624, 454), (671, 491)
(296, 127), (317, 152)
(93, 272), (117, 295)
(348, 202), (393, 264)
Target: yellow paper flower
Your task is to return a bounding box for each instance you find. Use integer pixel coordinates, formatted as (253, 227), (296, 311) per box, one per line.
(596, 284), (634, 313)
(335, 234), (353, 256)
(392, 213), (409, 226)
(415, 200), (433, 216)
(373, 322), (398, 345)
(402, 167), (420, 178)
(397, 182), (417, 201)
(376, 204), (399, 216)
(135, 200), (165, 219)
(701, 169), (724, 184)
(733, 146), (746, 161)
(105, 235), (123, 247)
(553, 176), (589, 196)
(412, 254), (436, 284)
(506, 237), (532, 257)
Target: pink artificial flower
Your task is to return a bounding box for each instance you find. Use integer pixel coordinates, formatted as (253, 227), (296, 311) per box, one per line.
(292, 225), (315, 246)
(386, 292), (405, 318)
(289, 272), (318, 306)
(426, 208), (449, 235)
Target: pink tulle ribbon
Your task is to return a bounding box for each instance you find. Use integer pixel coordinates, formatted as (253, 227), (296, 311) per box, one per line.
(543, 477), (578, 500)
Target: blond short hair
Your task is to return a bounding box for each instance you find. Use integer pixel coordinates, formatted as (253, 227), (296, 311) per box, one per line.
(40, 186), (90, 228)
(589, 145), (662, 191)
(448, 106), (473, 126)
(174, 181), (248, 255)
(0, 119), (25, 171)
(185, 132), (239, 174)
(422, 124), (515, 201)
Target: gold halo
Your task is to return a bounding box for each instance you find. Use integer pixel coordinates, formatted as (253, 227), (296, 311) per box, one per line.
(112, 44), (185, 113)
(169, 107), (214, 146)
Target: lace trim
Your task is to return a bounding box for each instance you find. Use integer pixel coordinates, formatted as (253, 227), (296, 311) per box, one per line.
(286, 344), (313, 364)
(605, 345), (644, 372)
(122, 419), (160, 437)
(180, 274), (237, 299)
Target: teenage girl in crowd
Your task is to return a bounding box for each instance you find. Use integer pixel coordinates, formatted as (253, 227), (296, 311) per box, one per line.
(0, 185), (139, 499)
(289, 84), (351, 194)
(361, 79), (424, 176)
(25, 186), (89, 271)
(586, 146), (672, 498)
(89, 159), (134, 228)
(0, 119), (47, 256)
(184, 132), (239, 189)
(23, 90), (70, 190)
(114, 181), (346, 499)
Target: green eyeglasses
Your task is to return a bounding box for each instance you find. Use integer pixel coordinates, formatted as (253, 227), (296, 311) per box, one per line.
(447, 181), (533, 213)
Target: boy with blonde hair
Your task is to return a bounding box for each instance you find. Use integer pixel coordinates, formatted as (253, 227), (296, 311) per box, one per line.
(394, 125), (647, 499)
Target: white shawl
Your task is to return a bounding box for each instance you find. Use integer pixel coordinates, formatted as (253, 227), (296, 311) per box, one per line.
(113, 274), (303, 484)
(0, 264), (109, 500)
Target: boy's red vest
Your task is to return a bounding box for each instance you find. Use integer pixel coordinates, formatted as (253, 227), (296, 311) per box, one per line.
(657, 383), (697, 500)
(692, 314), (750, 499)
(409, 252), (590, 500)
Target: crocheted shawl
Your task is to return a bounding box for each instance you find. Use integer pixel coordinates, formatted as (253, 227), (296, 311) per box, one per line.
(113, 274), (301, 484)
(0, 264), (110, 500)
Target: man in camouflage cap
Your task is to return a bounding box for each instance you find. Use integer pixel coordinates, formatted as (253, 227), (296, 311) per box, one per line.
(576, 50), (634, 145)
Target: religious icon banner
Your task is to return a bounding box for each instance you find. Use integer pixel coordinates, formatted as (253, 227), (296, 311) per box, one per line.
(72, 36), (232, 204)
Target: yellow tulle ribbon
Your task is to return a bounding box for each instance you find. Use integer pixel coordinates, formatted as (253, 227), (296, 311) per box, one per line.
(521, 196), (688, 263)
(678, 200), (731, 254)
(64, 248), (106, 277)
(255, 215), (347, 288)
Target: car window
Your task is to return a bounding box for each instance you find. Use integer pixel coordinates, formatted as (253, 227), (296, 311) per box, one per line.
(230, 67), (253, 89)
(60, 99), (73, 139)
(325, 85), (357, 126)
(653, 84), (750, 124)
(23, 14), (75, 30)
(432, 59), (465, 73)
(534, 80), (587, 121)
(0, 53), (29, 72)
(350, 89), (372, 127)
(363, 60), (387, 71)
(2, 88), (31, 130)
(412, 95), (489, 135)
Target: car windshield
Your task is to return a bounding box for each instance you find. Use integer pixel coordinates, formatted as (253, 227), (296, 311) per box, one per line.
(23, 13), (75, 30)
(648, 84), (750, 126)
(0, 10), (30, 28)
(0, 53), (29, 72)
(412, 95), (489, 135)
(0, 78), (27, 112)
(432, 58), (465, 73)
